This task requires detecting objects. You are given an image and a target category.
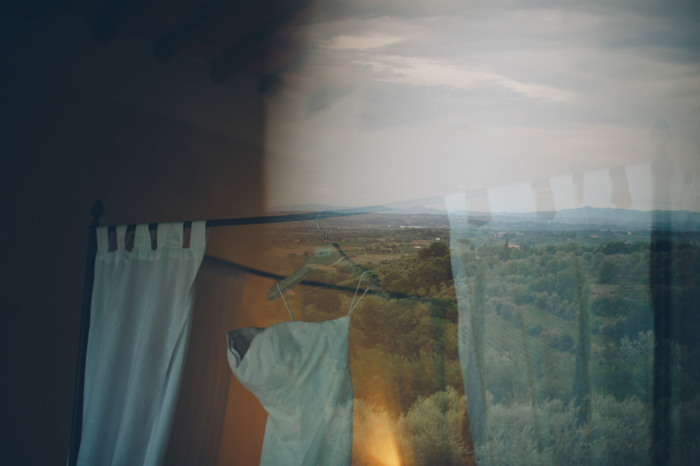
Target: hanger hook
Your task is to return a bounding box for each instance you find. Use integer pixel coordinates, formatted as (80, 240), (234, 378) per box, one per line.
(315, 212), (328, 244)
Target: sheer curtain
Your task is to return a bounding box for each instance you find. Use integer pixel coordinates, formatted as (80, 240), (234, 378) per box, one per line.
(446, 162), (700, 465)
(76, 221), (206, 466)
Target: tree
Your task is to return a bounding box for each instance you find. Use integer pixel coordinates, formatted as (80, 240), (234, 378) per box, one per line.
(501, 237), (510, 260)
(418, 241), (449, 261)
(472, 262), (488, 390)
(571, 250), (591, 426)
(598, 258), (619, 284)
(473, 262), (487, 335)
(556, 269), (577, 302)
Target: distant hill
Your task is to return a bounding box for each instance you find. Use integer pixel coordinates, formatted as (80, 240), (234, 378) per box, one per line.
(269, 203), (446, 216)
(381, 205), (447, 215)
(269, 204), (700, 231)
(269, 203), (351, 213)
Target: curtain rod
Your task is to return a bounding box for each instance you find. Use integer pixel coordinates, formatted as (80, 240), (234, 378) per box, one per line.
(205, 195), (448, 227)
(94, 195), (447, 230)
(97, 162), (656, 230)
(204, 205), (391, 228)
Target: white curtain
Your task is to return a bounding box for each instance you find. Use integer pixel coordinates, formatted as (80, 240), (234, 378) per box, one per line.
(76, 221), (206, 466)
(445, 162), (700, 465)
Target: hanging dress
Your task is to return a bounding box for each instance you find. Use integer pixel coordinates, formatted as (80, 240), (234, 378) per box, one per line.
(227, 313), (353, 466)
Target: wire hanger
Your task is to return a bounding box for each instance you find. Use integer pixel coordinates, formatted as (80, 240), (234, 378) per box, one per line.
(348, 270), (371, 315)
(276, 282), (295, 321)
(267, 212), (380, 300)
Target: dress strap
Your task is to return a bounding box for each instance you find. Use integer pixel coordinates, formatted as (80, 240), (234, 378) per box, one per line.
(276, 282), (295, 321)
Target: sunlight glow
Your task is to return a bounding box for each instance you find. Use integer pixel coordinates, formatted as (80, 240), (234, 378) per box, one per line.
(365, 410), (401, 466)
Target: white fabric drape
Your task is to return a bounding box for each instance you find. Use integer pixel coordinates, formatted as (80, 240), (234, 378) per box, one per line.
(445, 162), (700, 465)
(76, 221), (206, 466)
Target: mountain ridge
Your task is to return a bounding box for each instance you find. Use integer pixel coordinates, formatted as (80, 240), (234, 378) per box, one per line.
(269, 205), (700, 230)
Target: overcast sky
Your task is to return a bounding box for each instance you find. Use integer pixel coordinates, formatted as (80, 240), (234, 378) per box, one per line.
(263, 0), (700, 212)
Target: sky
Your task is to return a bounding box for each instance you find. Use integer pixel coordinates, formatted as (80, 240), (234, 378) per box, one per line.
(262, 0), (700, 212)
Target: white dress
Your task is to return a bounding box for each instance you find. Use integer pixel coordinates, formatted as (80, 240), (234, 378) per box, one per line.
(227, 315), (353, 466)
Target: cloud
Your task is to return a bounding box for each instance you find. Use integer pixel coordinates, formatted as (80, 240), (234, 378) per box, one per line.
(355, 54), (577, 103)
(324, 34), (404, 51)
(264, 0), (700, 208)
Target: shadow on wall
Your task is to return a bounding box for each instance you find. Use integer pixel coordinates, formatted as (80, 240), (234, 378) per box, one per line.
(1, 7), (267, 465)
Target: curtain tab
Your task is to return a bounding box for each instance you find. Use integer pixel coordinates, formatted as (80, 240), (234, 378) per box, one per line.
(532, 179), (555, 220)
(134, 224), (151, 249)
(190, 221), (206, 249)
(156, 223), (183, 249)
(96, 226), (109, 253)
(116, 225), (127, 251)
(610, 166), (632, 209)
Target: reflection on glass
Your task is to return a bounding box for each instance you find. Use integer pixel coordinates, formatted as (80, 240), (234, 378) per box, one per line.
(447, 160), (700, 465)
(248, 0), (700, 463)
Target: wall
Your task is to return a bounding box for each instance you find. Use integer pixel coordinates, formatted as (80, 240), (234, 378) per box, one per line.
(1, 8), (267, 464)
